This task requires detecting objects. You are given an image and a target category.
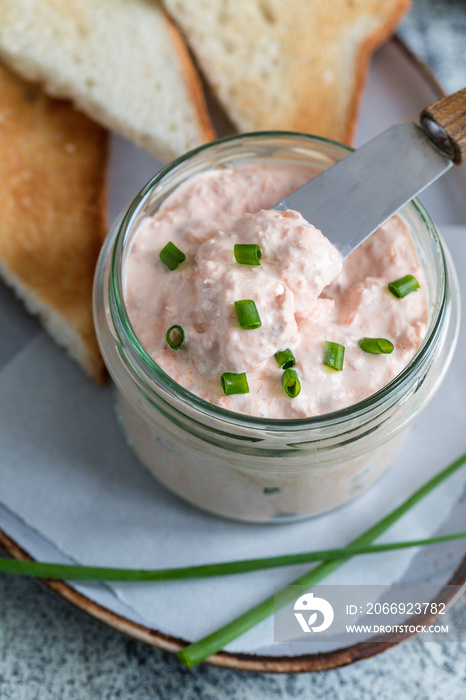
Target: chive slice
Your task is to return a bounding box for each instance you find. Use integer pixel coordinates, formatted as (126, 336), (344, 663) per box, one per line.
(274, 349), (296, 369)
(221, 372), (249, 395)
(166, 325), (186, 349)
(177, 452), (466, 667)
(159, 241), (186, 270)
(234, 244), (262, 266)
(388, 274), (420, 298)
(281, 368), (301, 398)
(234, 300), (261, 330)
(359, 337), (394, 354)
(323, 341), (345, 371)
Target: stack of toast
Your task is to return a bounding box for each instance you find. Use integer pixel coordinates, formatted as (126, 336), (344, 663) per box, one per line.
(0, 0), (411, 381)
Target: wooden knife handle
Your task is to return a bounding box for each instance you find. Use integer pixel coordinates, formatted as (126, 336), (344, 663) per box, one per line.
(420, 88), (466, 164)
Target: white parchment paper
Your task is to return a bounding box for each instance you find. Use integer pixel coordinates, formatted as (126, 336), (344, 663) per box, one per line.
(0, 227), (464, 653)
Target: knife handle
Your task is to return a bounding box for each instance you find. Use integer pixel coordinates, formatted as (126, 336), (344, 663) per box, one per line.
(420, 88), (466, 165)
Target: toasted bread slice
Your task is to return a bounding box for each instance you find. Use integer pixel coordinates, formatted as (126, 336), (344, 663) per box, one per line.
(0, 63), (108, 382)
(165, 0), (410, 144)
(0, 0), (215, 162)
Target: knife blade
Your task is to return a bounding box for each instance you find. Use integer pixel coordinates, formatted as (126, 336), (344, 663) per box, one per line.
(274, 89), (466, 259)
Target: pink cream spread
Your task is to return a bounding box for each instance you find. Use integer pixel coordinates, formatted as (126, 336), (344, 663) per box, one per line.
(123, 164), (428, 418)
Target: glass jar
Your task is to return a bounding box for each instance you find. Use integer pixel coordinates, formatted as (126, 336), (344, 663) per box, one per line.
(93, 133), (460, 523)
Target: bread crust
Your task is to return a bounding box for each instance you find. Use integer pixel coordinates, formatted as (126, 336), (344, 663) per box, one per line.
(0, 63), (108, 382)
(165, 14), (217, 145)
(343, 0), (412, 144)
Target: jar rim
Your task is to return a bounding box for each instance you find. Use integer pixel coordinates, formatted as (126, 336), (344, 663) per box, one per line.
(109, 131), (449, 432)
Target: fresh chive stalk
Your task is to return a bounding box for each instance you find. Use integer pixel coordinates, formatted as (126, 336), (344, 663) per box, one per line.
(323, 340), (345, 371)
(359, 337), (394, 354)
(177, 452), (466, 667)
(281, 368), (301, 398)
(0, 533), (464, 581)
(234, 244), (262, 266)
(274, 349), (296, 370)
(220, 372), (249, 396)
(388, 275), (420, 298)
(159, 241), (186, 270)
(234, 300), (262, 330)
(166, 325), (186, 350)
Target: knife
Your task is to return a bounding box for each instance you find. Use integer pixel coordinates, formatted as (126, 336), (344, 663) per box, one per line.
(274, 88), (466, 258)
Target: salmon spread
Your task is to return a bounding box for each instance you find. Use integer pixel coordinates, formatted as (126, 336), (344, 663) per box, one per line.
(123, 163), (428, 419)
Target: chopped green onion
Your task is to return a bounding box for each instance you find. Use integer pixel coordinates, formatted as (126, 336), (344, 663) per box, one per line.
(166, 325), (186, 349)
(323, 340), (345, 371)
(234, 244), (262, 266)
(388, 274), (420, 298)
(177, 452), (466, 667)
(281, 368), (301, 398)
(159, 241), (186, 270)
(234, 300), (261, 330)
(263, 487), (281, 495)
(359, 337), (394, 354)
(220, 372), (249, 396)
(274, 349), (296, 369)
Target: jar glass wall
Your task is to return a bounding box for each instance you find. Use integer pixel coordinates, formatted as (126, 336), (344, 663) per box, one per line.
(94, 133), (460, 523)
